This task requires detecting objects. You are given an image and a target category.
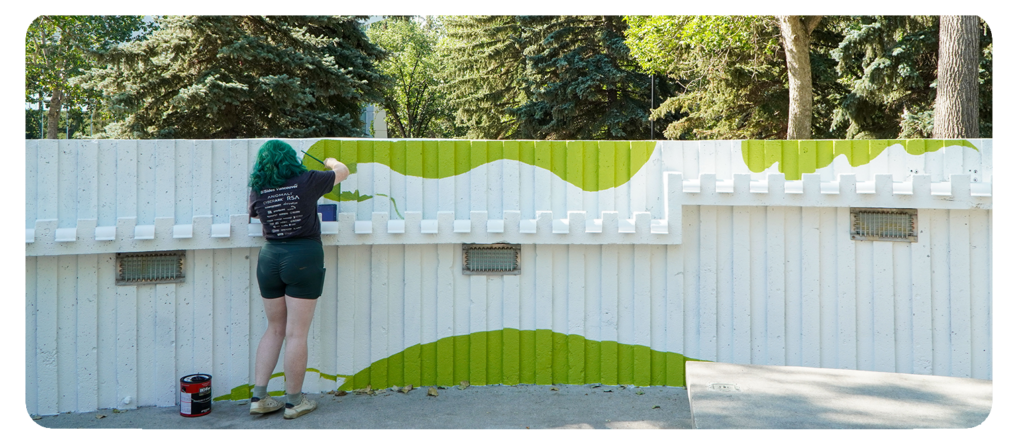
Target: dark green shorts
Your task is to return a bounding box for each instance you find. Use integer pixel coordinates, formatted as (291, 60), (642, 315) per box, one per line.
(256, 238), (325, 300)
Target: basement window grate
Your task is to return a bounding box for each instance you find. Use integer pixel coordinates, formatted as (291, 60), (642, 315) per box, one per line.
(116, 251), (186, 285)
(850, 208), (918, 243)
(463, 243), (521, 275)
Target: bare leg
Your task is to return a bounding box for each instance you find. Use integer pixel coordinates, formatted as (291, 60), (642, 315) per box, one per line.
(283, 295), (318, 394)
(254, 296), (287, 387)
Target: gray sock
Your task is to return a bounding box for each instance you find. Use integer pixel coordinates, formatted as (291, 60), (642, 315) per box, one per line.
(286, 393), (303, 407)
(252, 385), (268, 401)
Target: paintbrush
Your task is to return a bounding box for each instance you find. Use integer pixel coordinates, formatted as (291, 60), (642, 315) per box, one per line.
(302, 150), (326, 166)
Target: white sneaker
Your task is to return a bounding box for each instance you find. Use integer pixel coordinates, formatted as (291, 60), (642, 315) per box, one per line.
(249, 396), (284, 414)
(283, 395), (317, 419)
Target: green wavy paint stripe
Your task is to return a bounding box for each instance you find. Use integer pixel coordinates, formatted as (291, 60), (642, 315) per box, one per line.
(303, 139), (657, 201)
(213, 329), (704, 401)
(741, 139), (978, 180)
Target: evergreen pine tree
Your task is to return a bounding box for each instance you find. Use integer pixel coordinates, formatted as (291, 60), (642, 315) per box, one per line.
(76, 15), (386, 139)
(513, 16), (649, 140)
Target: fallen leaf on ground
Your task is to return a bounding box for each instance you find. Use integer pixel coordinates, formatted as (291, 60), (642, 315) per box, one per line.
(32, 416), (42, 420)
(636, 391), (645, 395)
(355, 385), (372, 395)
(95, 414), (106, 419)
(591, 384), (601, 388)
(400, 384), (413, 394)
(459, 381), (470, 390)
(427, 387), (438, 397)
(604, 389), (613, 393)
(391, 386), (400, 392)
(326, 390), (336, 395)
(337, 390), (348, 396)
(112, 409), (122, 414)
(652, 405), (661, 409)
(550, 386), (559, 391)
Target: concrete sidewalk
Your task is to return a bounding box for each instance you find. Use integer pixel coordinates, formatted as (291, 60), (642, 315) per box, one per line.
(685, 361), (992, 429)
(29, 384), (692, 429)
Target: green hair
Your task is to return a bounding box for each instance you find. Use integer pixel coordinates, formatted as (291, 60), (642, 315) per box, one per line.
(249, 140), (308, 193)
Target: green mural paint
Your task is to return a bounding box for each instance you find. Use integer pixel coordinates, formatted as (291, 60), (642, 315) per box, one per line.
(302, 139), (657, 198)
(740, 139), (978, 180)
(212, 329), (703, 401)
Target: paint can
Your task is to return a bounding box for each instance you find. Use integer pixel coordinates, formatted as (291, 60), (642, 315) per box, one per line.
(179, 374), (212, 417)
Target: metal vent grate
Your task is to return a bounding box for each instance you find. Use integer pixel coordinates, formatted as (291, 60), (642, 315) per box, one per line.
(116, 251), (186, 285)
(463, 243), (521, 275)
(850, 208), (918, 242)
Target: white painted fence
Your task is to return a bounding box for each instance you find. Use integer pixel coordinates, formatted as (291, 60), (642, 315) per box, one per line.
(24, 138), (992, 416)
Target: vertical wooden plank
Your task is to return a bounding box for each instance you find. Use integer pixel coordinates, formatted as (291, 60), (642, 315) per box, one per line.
(423, 140), (439, 219)
(420, 245), (439, 386)
(470, 140), (488, 214)
(436, 244), (456, 387)
(248, 248), (262, 390)
(389, 140), (407, 217)
(229, 248), (250, 396)
(801, 208), (821, 367)
(698, 140), (716, 177)
(535, 141), (553, 217)
(784, 208), (801, 366)
(336, 246), (355, 390)
(370, 245), (389, 389)
(733, 206), (752, 365)
(469, 275), (487, 385)
(78, 141), (99, 222)
(565, 141), (584, 214)
(228, 140), (248, 217)
(633, 245), (652, 386)
(666, 239), (686, 387)
(584, 245), (601, 384)
(582, 141), (599, 218)
(819, 208), (838, 368)
(551, 141), (568, 219)
(373, 141), (392, 215)
(715, 206), (733, 363)
(873, 242), (897, 373)
(649, 243), (667, 384)
(453, 245), (471, 385)
(25, 257), (38, 415)
(486, 275), (502, 385)
(191, 140), (211, 217)
(567, 245), (586, 384)
(616, 246), (633, 385)
(765, 207), (786, 366)
(930, 211), (952, 377)
(598, 141), (615, 213)
(352, 245), (373, 390)
(154, 282), (177, 405)
(116, 284), (139, 410)
(503, 140), (520, 214)
(175, 251), (196, 393)
(406, 140), (424, 214)
(209, 250), (230, 398)
(37, 140), (58, 221)
(388, 245), (405, 386)
(969, 209), (991, 379)
(174, 140), (193, 224)
(911, 210), (934, 375)
(115, 140), (138, 220)
(97, 254), (118, 408)
(749, 206), (768, 365)
(600, 245), (618, 385)
(191, 250), (214, 396)
(57, 255), (77, 412)
(630, 141), (648, 215)
(438, 140), (456, 216)
(135, 282), (154, 406)
(855, 240), (874, 371)
(486, 140), (503, 216)
(75, 255), (98, 412)
(948, 210), (971, 377)
(357, 140), (375, 220)
(893, 240), (913, 374)
(519, 243), (536, 385)
(35, 257), (59, 415)
(836, 208), (858, 370)
(26, 140), (38, 227)
(519, 141), (536, 219)
(536, 245), (555, 385)
(57, 140), (77, 227)
(551, 245), (569, 385)
(502, 270), (521, 385)
(681, 205), (700, 360)
(614, 141), (631, 216)
(404, 245), (422, 387)
(698, 206), (718, 362)
(135, 141), (156, 224)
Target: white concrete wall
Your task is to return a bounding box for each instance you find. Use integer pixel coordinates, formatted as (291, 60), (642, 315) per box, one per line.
(24, 138), (993, 415)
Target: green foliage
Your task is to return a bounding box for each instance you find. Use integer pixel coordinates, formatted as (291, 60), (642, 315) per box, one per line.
(438, 15), (532, 139)
(26, 15), (152, 138)
(512, 16), (650, 140)
(76, 16), (386, 139)
(829, 16), (990, 139)
(366, 16), (464, 138)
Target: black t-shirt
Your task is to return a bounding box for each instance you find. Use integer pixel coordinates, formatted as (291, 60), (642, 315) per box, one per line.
(249, 170), (336, 241)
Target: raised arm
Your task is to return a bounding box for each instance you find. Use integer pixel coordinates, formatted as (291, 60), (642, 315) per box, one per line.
(322, 157), (350, 184)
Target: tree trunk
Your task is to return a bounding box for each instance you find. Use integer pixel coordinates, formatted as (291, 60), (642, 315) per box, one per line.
(934, 16), (980, 139)
(46, 88), (63, 139)
(777, 16), (821, 140)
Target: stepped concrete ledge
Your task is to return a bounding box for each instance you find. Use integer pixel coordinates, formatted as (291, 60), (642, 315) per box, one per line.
(685, 361), (991, 429)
